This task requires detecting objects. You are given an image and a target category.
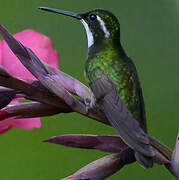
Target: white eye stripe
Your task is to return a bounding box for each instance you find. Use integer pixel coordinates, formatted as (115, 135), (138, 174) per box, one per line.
(81, 19), (94, 48)
(97, 16), (110, 38)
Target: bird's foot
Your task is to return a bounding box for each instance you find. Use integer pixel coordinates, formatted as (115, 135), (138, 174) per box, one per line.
(84, 92), (96, 112)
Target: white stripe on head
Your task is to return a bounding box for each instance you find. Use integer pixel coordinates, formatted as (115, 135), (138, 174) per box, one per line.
(97, 16), (110, 39)
(81, 19), (94, 48)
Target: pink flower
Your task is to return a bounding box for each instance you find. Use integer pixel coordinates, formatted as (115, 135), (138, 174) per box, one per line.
(0, 29), (59, 133)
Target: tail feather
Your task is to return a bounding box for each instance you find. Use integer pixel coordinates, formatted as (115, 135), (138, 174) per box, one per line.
(135, 152), (153, 168)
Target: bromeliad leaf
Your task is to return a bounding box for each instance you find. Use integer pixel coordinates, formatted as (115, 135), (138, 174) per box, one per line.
(0, 101), (70, 121)
(63, 153), (127, 180)
(45, 134), (170, 166)
(171, 132), (179, 179)
(0, 25), (92, 114)
(44, 134), (128, 153)
(0, 87), (17, 109)
(44, 63), (95, 108)
(0, 65), (67, 108)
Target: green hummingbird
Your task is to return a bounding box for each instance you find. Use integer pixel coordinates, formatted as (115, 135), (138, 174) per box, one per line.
(39, 7), (154, 168)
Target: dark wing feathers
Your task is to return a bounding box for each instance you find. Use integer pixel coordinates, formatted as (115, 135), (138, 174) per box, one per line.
(90, 73), (154, 167)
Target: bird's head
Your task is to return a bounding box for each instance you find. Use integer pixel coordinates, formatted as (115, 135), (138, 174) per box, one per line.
(39, 7), (121, 48)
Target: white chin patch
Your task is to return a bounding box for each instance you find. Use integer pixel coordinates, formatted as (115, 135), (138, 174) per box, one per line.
(81, 19), (94, 48)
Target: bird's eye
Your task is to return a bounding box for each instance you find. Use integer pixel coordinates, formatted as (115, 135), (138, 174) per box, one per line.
(89, 14), (97, 21)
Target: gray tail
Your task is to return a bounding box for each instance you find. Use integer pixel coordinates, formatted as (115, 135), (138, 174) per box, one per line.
(135, 151), (153, 168)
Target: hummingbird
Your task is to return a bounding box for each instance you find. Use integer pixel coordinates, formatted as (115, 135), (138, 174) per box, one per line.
(39, 7), (154, 168)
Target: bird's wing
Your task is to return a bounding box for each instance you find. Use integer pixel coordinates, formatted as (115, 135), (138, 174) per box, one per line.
(90, 73), (153, 159)
(127, 56), (147, 133)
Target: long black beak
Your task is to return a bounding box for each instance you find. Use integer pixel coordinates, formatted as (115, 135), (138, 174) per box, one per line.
(39, 7), (81, 20)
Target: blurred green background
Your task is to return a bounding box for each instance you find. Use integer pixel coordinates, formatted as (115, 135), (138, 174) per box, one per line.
(0, 0), (179, 179)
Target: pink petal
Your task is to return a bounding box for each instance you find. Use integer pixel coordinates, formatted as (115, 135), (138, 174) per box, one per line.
(0, 126), (13, 134)
(0, 117), (41, 132)
(0, 99), (42, 134)
(1, 29), (59, 79)
(12, 117), (41, 129)
(0, 29), (59, 134)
